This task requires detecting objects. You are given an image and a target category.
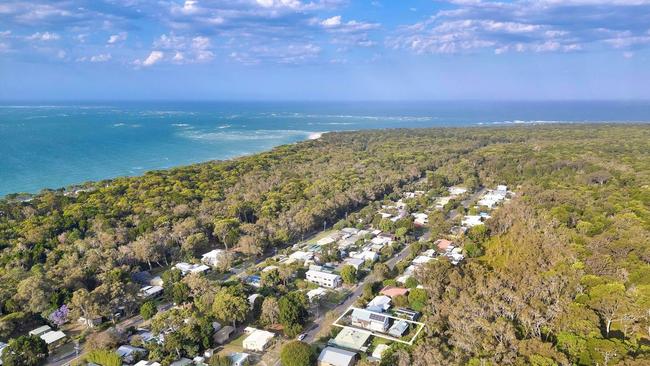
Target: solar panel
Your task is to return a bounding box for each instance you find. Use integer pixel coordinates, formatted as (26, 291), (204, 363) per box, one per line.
(369, 313), (386, 322)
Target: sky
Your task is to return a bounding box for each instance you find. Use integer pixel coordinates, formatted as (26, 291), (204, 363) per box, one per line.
(1, 0), (649, 101)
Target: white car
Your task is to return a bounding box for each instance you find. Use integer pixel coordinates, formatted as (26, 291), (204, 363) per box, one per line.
(297, 333), (307, 341)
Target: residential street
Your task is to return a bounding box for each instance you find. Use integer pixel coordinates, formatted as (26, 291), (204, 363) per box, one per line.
(302, 235), (415, 344)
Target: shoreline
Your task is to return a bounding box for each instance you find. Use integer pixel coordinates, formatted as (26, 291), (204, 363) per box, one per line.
(2, 122), (650, 200)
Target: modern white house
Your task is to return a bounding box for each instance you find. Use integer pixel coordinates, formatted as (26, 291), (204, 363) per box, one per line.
(448, 186), (468, 196)
(306, 269), (342, 288)
(201, 249), (226, 267)
(351, 308), (390, 332)
(243, 328), (275, 352)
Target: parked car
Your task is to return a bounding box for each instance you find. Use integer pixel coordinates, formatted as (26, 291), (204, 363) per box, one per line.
(297, 333), (307, 341)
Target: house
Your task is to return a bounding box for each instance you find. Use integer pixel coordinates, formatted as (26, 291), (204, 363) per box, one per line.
(307, 287), (328, 303)
(366, 295), (392, 313)
(388, 320), (409, 338)
(261, 265), (279, 272)
(350, 250), (379, 263)
(78, 316), (103, 328)
(435, 239), (454, 252)
(412, 256), (434, 266)
(380, 286), (409, 298)
(341, 227), (360, 235)
(370, 236), (392, 247)
(245, 275), (261, 288)
(40, 330), (67, 348)
(462, 215), (484, 227)
(351, 308), (389, 332)
(130, 328), (160, 344)
(435, 196), (452, 209)
(243, 328), (275, 352)
(29, 325), (52, 337)
(371, 344), (390, 360)
(174, 262), (210, 276)
(317, 236), (337, 246)
(29, 325), (67, 349)
(289, 250), (313, 264)
(201, 249), (226, 267)
(214, 325), (234, 344)
(343, 257), (364, 270)
(422, 249), (437, 258)
(139, 285), (163, 299)
(116, 345), (147, 364)
(134, 361), (162, 366)
(318, 346), (357, 366)
(394, 307), (421, 321)
(170, 358), (192, 366)
(229, 352), (250, 366)
(306, 269), (342, 288)
(448, 186), (468, 196)
(330, 327), (371, 351)
(412, 213), (428, 226)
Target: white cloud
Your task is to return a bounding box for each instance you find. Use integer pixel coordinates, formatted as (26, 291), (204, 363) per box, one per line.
(107, 32), (127, 44)
(76, 53), (112, 62)
(142, 50), (164, 66)
(388, 0), (650, 54)
(321, 15), (342, 27)
(27, 31), (60, 41)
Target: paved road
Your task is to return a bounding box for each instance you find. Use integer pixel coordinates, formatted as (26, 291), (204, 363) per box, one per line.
(301, 240), (414, 344)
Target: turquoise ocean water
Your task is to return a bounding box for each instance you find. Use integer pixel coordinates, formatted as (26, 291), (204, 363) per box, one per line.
(1, 101), (649, 196)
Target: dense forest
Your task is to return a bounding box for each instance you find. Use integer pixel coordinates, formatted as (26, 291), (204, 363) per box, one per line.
(1, 124), (649, 365)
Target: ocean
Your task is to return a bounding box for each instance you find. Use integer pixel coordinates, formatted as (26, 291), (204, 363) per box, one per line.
(1, 100), (649, 197)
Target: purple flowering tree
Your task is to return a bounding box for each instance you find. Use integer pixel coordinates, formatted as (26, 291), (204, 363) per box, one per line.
(49, 304), (69, 327)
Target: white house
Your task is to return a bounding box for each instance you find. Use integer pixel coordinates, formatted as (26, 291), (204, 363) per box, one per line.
(201, 249), (226, 267)
(139, 285), (163, 299)
(351, 308), (390, 332)
(134, 361), (162, 366)
(412, 213), (428, 226)
(462, 215), (484, 227)
(243, 328), (275, 352)
(307, 287), (328, 303)
(412, 256), (434, 266)
(175, 262), (210, 276)
(448, 186), (468, 196)
(289, 250), (313, 264)
(350, 250), (379, 263)
(343, 257), (365, 270)
(306, 269), (342, 288)
(366, 295), (392, 313)
(318, 346), (356, 366)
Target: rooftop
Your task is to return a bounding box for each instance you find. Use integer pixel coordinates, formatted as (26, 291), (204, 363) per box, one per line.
(318, 346), (356, 366)
(331, 327), (371, 351)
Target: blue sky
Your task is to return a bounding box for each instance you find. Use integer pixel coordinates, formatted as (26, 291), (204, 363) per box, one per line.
(1, 0), (649, 100)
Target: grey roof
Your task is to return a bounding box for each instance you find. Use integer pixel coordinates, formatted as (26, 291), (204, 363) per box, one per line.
(388, 320), (409, 337)
(318, 346), (356, 366)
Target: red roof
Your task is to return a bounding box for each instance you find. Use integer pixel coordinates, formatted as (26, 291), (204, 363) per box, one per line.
(436, 239), (453, 251)
(380, 286), (409, 298)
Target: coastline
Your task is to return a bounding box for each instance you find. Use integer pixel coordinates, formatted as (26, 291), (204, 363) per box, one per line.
(2, 121), (650, 199)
